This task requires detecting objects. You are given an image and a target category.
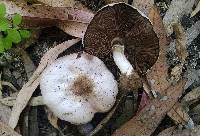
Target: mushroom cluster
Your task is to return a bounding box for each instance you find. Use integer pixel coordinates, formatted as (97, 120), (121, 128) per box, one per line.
(40, 2), (159, 125)
(40, 53), (118, 124)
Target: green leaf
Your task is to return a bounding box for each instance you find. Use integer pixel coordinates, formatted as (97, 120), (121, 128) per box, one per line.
(0, 3), (6, 17)
(0, 38), (4, 53)
(7, 29), (21, 44)
(2, 36), (12, 49)
(19, 30), (31, 39)
(12, 14), (22, 26)
(0, 17), (9, 31)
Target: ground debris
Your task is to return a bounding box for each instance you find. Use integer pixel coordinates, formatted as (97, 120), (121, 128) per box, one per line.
(163, 0), (196, 35)
(0, 122), (21, 136)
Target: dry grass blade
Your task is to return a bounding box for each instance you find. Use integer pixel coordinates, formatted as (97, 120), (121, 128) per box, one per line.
(8, 39), (80, 129)
(191, 1), (200, 17)
(0, 121), (21, 136)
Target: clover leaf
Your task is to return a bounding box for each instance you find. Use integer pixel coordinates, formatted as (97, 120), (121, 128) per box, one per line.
(0, 3), (31, 53)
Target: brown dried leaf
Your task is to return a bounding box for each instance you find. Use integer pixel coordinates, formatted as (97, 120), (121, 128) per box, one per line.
(167, 103), (194, 128)
(8, 39), (80, 129)
(158, 125), (200, 136)
(112, 6), (185, 136)
(3, 0), (93, 24)
(3, 0), (93, 37)
(0, 121), (21, 136)
(147, 6), (169, 95)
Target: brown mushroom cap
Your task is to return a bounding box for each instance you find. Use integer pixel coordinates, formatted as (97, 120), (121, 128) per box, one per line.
(83, 3), (159, 75)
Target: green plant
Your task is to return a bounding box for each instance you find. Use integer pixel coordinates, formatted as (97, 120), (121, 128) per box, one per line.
(0, 3), (31, 53)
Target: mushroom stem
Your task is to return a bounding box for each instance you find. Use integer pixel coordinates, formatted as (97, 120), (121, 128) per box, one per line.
(112, 44), (134, 76)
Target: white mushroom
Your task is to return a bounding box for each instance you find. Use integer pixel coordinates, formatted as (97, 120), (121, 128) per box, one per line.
(40, 53), (118, 124)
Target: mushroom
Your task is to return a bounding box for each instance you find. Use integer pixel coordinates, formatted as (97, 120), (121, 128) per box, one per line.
(83, 3), (159, 92)
(40, 53), (118, 124)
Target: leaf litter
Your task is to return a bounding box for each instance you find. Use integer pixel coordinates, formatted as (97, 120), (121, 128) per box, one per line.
(0, 0), (200, 135)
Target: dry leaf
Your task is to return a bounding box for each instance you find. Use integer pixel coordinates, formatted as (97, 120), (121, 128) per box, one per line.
(191, 1), (200, 17)
(182, 86), (200, 104)
(36, 0), (82, 8)
(112, 6), (184, 135)
(112, 80), (186, 136)
(147, 6), (169, 95)
(58, 21), (88, 38)
(185, 20), (200, 46)
(0, 96), (43, 107)
(167, 103), (194, 129)
(0, 121), (21, 136)
(3, 0), (93, 24)
(158, 125), (200, 136)
(105, 0), (128, 4)
(2, 0), (94, 38)
(132, 0), (154, 16)
(0, 103), (11, 124)
(163, 0), (196, 35)
(173, 23), (188, 62)
(169, 23), (188, 82)
(8, 39), (80, 129)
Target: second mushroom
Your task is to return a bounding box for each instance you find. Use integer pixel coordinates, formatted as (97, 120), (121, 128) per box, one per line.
(84, 3), (159, 93)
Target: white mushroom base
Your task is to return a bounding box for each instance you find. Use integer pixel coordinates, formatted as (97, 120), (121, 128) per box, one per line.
(40, 53), (118, 124)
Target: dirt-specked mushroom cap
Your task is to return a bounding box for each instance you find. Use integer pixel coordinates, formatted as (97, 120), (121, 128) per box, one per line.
(40, 53), (118, 124)
(83, 3), (159, 74)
